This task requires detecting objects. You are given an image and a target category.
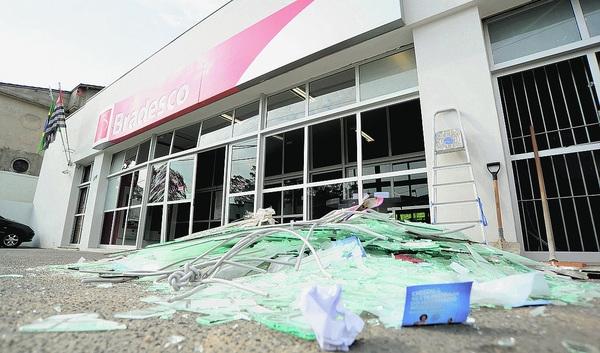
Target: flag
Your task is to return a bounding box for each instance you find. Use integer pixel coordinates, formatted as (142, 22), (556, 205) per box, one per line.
(39, 89), (66, 151)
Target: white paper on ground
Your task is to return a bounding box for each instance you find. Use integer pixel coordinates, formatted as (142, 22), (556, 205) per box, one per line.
(470, 272), (550, 308)
(18, 313), (126, 333)
(300, 285), (364, 351)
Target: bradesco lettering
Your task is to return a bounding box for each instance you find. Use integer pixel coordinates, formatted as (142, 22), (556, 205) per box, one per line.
(111, 84), (190, 135)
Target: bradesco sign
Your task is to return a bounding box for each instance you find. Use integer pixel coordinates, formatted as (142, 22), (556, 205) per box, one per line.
(93, 0), (404, 149)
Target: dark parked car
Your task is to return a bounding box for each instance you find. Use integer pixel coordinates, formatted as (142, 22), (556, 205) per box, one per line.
(0, 215), (34, 248)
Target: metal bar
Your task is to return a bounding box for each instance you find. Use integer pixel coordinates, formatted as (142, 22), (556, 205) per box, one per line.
(568, 59), (592, 142)
(530, 125), (557, 259)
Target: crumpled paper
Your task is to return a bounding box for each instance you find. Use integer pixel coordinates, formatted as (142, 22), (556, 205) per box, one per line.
(300, 285), (364, 351)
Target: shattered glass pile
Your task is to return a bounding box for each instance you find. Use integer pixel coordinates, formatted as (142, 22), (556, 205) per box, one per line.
(68, 207), (600, 340)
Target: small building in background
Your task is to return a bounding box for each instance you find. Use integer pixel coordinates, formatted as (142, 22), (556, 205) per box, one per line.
(0, 82), (102, 176)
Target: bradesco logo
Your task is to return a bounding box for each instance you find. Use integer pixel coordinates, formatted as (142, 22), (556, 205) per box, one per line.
(111, 84), (191, 136)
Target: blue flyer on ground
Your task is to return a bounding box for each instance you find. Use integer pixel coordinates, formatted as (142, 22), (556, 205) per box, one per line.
(402, 282), (473, 326)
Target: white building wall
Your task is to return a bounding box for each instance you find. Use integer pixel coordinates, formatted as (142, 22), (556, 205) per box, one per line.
(413, 6), (517, 243)
(0, 171), (38, 245)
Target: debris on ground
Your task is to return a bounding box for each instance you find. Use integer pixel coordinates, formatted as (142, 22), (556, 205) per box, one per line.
(0, 274), (24, 278)
(164, 335), (185, 350)
(18, 313), (126, 333)
(55, 201), (600, 349)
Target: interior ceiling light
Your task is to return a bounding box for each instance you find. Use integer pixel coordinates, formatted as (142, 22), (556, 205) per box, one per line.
(220, 113), (239, 123)
(360, 131), (375, 143)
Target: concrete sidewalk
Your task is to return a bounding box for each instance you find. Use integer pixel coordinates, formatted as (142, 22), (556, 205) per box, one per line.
(1, 247), (599, 353)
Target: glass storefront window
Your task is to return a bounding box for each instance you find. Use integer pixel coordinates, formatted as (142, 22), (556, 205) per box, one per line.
(309, 69), (356, 115)
(230, 139), (257, 193)
(116, 173), (133, 208)
(228, 195), (254, 222)
(263, 188), (303, 223)
(124, 207), (140, 246)
(266, 86), (306, 128)
(148, 163), (167, 203)
(171, 123), (200, 154)
(154, 132), (173, 159)
(110, 151), (125, 174)
(359, 49), (417, 100)
(123, 147), (138, 170)
(264, 128), (304, 188)
(168, 156), (194, 201)
(199, 114), (233, 148)
(130, 169), (146, 206)
(104, 177), (119, 210)
(309, 182), (358, 219)
(361, 100), (424, 176)
(166, 203), (190, 241)
(487, 0), (580, 64)
(137, 140), (151, 164)
(233, 101), (260, 136)
(581, 0), (600, 37)
(143, 205), (162, 246)
(309, 116), (356, 179)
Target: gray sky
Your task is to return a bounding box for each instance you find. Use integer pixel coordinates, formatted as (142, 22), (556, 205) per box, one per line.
(0, 0), (229, 90)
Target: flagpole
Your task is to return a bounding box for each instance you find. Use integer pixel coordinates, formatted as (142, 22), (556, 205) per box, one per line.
(58, 83), (73, 166)
(49, 86), (70, 166)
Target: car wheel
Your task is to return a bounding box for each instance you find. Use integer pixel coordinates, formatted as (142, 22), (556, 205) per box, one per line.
(2, 233), (20, 248)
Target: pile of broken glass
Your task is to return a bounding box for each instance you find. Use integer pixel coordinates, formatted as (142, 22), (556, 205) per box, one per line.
(66, 201), (600, 340)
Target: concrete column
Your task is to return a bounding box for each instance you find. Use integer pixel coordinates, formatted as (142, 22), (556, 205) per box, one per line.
(79, 152), (111, 249)
(413, 6), (518, 244)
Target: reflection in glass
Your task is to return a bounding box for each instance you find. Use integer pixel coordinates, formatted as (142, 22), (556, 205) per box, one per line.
(137, 140), (151, 164)
(487, 0), (579, 63)
(110, 151), (125, 174)
(199, 114), (232, 147)
(148, 163), (167, 203)
(123, 147), (138, 170)
(124, 207), (140, 246)
(233, 101), (260, 136)
(581, 0), (600, 37)
(359, 49), (417, 100)
(230, 140), (257, 193)
(229, 195), (254, 223)
(130, 169), (146, 206)
(104, 177), (119, 210)
(154, 132), (173, 158)
(309, 69), (356, 115)
(309, 182), (358, 219)
(266, 86), (306, 127)
(166, 203), (190, 241)
(168, 157), (194, 201)
(172, 123), (200, 154)
(143, 205), (162, 247)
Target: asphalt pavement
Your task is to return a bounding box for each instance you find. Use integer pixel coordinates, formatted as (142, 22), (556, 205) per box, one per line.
(0, 247), (599, 353)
